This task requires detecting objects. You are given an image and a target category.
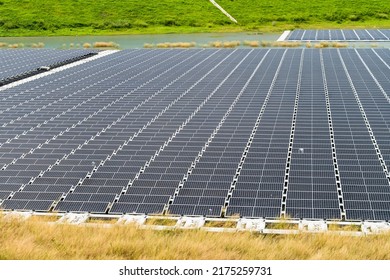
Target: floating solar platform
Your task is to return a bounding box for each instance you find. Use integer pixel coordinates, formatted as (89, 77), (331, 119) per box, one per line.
(0, 48), (390, 223)
(0, 49), (98, 86)
(284, 29), (390, 41)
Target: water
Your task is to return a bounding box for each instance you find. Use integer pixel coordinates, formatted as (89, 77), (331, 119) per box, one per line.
(1, 32), (389, 49)
(0, 32), (280, 49)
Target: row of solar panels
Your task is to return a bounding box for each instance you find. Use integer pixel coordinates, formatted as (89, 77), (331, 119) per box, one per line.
(0, 49), (98, 86)
(0, 48), (390, 221)
(286, 29), (390, 41)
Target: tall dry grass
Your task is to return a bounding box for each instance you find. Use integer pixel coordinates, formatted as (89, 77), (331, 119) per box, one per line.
(154, 42), (196, 48)
(272, 41), (302, 47)
(208, 41), (241, 48)
(0, 42), (45, 48)
(7, 43), (25, 48)
(1, 216), (390, 260)
(258, 41), (302, 48)
(31, 42), (45, 48)
(92, 41), (119, 48)
(314, 41), (349, 48)
(243, 40), (260, 47)
(144, 43), (154, 48)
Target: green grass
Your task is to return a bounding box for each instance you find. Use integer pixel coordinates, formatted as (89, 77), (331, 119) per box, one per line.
(0, 0), (389, 36)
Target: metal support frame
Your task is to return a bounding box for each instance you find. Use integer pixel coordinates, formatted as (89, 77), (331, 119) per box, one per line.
(1, 210), (383, 235)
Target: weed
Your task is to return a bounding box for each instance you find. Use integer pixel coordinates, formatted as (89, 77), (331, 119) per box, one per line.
(143, 43), (154, 48)
(272, 41), (302, 47)
(331, 42), (348, 48)
(31, 42), (45, 48)
(260, 41), (272, 47)
(204, 220), (237, 228)
(223, 41), (240, 48)
(208, 41), (240, 48)
(328, 223), (361, 232)
(92, 41), (119, 48)
(145, 218), (177, 226)
(1, 216), (390, 259)
(209, 41), (222, 48)
(243, 40), (260, 47)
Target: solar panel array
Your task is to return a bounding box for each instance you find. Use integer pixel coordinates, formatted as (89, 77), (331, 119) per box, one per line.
(0, 49), (97, 86)
(286, 29), (390, 41)
(1, 48), (390, 221)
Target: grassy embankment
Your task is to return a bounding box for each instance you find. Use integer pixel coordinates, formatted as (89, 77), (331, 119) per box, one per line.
(0, 0), (389, 36)
(1, 215), (390, 260)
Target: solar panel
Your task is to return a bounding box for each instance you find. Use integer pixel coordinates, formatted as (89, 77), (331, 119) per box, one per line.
(286, 29), (390, 41)
(0, 49), (97, 86)
(0, 48), (390, 222)
(322, 49), (390, 221)
(283, 49), (341, 220)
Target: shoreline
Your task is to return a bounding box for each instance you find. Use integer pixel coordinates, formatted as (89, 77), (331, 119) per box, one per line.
(1, 22), (390, 38)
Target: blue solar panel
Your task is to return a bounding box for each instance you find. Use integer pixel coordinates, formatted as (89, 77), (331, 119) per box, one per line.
(0, 48), (390, 222)
(284, 49), (341, 220)
(0, 49), (98, 86)
(286, 29), (390, 41)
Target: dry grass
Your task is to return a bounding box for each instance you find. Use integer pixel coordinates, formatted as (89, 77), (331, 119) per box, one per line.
(27, 215), (60, 223)
(258, 41), (302, 48)
(272, 41), (302, 48)
(0, 42), (45, 48)
(260, 41), (272, 47)
(208, 41), (222, 48)
(31, 42), (45, 48)
(92, 41), (119, 48)
(223, 41), (241, 48)
(156, 42), (170, 48)
(265, 222), (299, 230)
(204, 220), (237, 228)
(87, 217), (118, 224)
(1, 216), (390, 260)
(319, 41), (331, 48)
(153, 42), (196, 48)
(331, 42), (348, 48)
(145, 40), (344, 50)
(314, 41), (348, 48)
(7, 43), (24, 48)
(328, 223), (361, 232)
(173, 42), (196, 48)
(208, 41), (241, 48)
(144, 218), (178, 226)
(143, 43), (154, 48)
(82, 42), (92, 49)
(243, 40), (260, 47)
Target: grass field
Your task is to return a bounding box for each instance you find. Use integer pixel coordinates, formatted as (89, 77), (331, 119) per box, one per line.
(1, 216), (390, 260)
(0, 0), (389, 36)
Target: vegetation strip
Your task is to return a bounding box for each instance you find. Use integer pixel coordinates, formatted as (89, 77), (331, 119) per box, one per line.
(0, 0), (389, 36)
(1, 214), (390, 260)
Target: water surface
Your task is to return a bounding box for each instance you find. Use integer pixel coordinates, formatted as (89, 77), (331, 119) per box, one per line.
(0, 32), (280, 49)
